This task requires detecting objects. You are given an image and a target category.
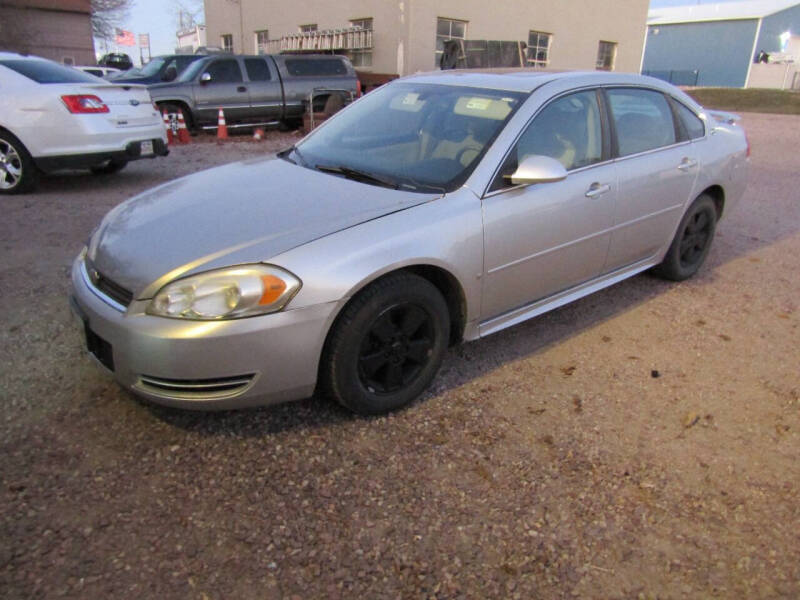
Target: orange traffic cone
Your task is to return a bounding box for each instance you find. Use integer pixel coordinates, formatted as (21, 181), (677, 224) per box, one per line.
(162, 110), (174, 145)
(253, 127), (264, 141)
(216, 108), (228, 140)
(177, 112), (191, 144)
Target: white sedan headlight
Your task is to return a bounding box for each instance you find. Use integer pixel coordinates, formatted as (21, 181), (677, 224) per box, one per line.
(147, 265), (301, 320)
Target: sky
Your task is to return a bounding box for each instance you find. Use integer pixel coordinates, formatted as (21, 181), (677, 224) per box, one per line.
(98, 0), (201, 63)
(106, 0), (747, 64)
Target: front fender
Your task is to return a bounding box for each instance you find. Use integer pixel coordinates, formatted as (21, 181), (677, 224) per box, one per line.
(269, 187), (485, 339)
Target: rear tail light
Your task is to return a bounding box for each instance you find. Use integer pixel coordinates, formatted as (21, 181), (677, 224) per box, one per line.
(61, 95), (109, 114)
(356, 79), (362, 98)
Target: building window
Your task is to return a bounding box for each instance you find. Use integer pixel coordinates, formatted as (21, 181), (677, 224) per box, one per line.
(255, 29), (269, 54)
(62, 56), (74, 66)
(349, 18), (373, 68)
(596, 40), (617, 71)
(436, 17), (467, 66)
(299, 24), (318, 33)
(527, 31), (551, 67)
(221, 34), (233, 52)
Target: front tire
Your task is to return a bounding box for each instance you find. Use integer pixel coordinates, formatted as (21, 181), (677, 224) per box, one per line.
(0, 131), (38, 194)
(654, 194), (717, 281)
(159, 103), (192, 135)
(321, 273), (450, 415)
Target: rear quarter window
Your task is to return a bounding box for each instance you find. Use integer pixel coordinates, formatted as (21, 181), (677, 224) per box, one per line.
(0, 59), (99, 84)
(285, 58), (348, 77)
(675, 102), (706, 140)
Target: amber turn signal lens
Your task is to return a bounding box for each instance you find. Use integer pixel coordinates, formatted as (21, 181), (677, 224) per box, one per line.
(259, 275), (287, 305)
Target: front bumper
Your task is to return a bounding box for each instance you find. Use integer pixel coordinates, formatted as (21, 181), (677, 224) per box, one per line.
(70, 254), (339, 410)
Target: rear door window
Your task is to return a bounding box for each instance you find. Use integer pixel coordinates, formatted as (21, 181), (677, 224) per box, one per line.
(245, 58), (271, 81)
(0, 59), (99, 83)
(285, 58), (347, 76)
(607, 88), (677, 157)
(205, 59), (243, 83)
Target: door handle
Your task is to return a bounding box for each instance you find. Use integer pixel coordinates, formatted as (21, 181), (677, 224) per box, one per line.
(677, 157), (698, 172)
(237, 86), (247, 92)
(585, 182), (611, 198)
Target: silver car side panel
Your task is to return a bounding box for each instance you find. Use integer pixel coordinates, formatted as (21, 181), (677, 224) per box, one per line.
(267, 188), (485, 340)
(479, 255), (659, 337)
(481, 162), (618, 320)
(604, 140), (698, 270)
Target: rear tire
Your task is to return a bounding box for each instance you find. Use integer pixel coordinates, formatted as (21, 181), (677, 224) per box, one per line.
(321, 273), (450, 415)
(90, 158), (128, 175)
(0, 130), (38, 194)
(653, 194), (717, 281)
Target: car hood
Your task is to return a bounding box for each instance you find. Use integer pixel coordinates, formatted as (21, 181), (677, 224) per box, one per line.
(88, 157), (439, 299)
(113, 75), (160, 84)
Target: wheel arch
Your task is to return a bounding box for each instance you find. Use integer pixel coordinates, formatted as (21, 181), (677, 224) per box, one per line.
(699, 184), (725, 220)
(0, 125), (30, 151)
(156, 99), (195, 128)
(314, 263), (467, 404)
(325, 263), (468, 350)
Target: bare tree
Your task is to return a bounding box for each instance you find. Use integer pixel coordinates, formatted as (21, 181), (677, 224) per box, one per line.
(91, 0), (133, 41)
(171, 0), (204, 31)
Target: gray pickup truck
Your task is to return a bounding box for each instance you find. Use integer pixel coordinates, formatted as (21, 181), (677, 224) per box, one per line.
(148, 54), (359, 131)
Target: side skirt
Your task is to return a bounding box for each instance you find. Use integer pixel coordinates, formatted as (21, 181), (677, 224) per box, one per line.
(477, 257), (659, 338)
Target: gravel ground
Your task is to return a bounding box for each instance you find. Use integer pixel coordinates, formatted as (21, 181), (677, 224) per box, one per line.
(1, 116), (798, 599)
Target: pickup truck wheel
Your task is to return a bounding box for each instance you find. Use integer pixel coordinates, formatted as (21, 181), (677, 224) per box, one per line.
(160, 103), (192, 135)
(0, 130), (38, 194)
(279, 118), (302, 131)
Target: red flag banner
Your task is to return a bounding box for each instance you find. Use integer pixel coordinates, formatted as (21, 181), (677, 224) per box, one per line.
(115, 28), (135, 46)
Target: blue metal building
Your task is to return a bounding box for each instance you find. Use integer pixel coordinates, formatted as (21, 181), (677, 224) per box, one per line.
(642, 0), (800, 87)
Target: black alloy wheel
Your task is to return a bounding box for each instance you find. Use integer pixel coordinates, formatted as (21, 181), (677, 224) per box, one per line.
(321, 272), (450, 415)
(358, 303), (435, 395)
(654, 194), (717, 281)
(679, 208), (713, 268)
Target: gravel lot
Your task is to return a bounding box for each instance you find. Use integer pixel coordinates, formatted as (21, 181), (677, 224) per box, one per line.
(1, 116), (798, 599)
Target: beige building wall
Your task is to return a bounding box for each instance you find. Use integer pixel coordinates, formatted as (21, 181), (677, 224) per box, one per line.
(204, 0), (648, 76)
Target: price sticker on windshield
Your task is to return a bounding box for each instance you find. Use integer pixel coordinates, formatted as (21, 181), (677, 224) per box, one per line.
(465, 98), (492, 111)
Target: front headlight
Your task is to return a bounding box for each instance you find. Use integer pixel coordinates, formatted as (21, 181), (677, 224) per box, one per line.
(146, 265), (301, 320)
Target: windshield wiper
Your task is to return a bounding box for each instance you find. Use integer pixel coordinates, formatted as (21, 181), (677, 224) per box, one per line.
(315, 164), (399, 189)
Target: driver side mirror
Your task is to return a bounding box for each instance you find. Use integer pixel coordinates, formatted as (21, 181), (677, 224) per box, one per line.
(200, 72), (212, 84)
(507, 155), (567, 185)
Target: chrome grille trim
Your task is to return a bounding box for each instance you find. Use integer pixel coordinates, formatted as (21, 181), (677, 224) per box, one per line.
(81, 260), (128, 313)
(137, 374), (256, 400)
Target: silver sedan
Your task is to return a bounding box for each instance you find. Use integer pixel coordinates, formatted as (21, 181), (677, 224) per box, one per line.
(70, 70), (749, 414)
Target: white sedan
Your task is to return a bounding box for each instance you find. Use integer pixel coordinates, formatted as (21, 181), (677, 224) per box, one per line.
(0, 52), (168, 194)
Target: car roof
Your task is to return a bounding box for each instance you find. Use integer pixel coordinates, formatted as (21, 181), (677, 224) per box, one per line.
(403, 69), (677, 94)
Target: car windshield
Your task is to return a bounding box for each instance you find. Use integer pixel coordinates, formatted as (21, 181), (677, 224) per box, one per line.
(0, 59), (100, 84)
(178, 58), (209, 82)
(138, 57), (166, 77)
(293, 83), (525, 193)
